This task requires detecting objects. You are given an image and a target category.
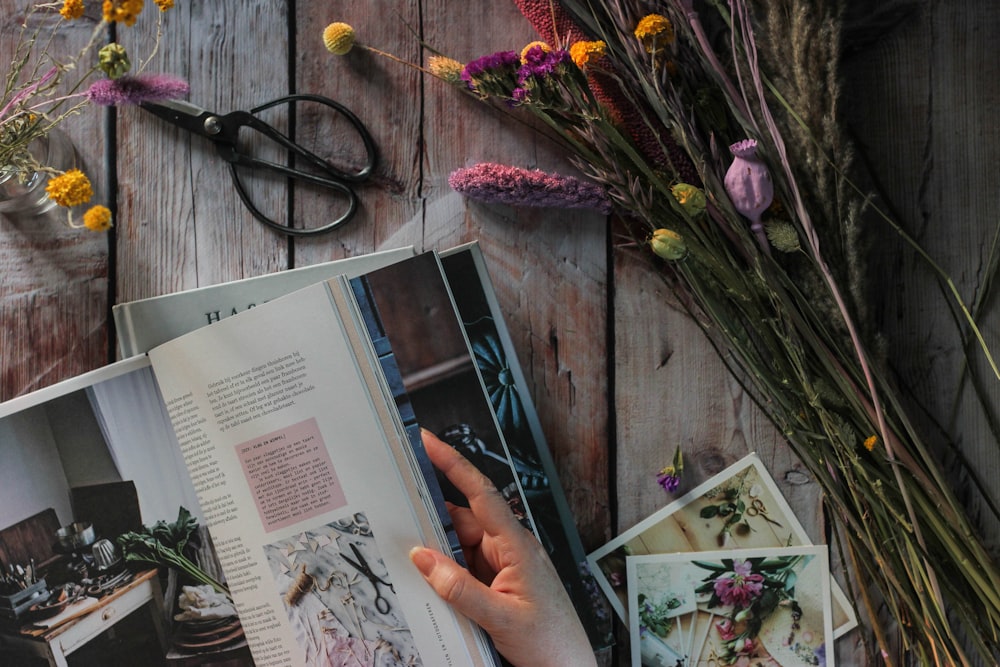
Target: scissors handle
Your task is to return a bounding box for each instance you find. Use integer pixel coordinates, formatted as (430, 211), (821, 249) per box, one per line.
(225, 94), (377, 236)
(229, 163), (357, 237)
(249, 94), (376, 183)
(373, 591), (390, 614)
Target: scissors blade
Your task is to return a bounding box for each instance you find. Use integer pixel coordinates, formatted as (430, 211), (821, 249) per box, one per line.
(340, 546), (368, 575)
(140, 99), (218, 136)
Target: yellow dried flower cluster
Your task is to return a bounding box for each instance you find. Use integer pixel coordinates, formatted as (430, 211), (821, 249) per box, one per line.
(154, 0), (174, 10)
(569, 40), (606, 69)
(83, 205), (113, 232)
(635, 14), (675, 53)
(103, 0), (145, 26)
(45, 169), (93, 208)
(60, 0), (85, 20)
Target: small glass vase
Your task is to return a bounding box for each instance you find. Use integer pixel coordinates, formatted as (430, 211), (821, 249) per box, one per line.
(0, 128), (77, 220)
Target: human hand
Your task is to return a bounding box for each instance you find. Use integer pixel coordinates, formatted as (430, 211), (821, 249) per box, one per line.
(409, 430), (597, 667)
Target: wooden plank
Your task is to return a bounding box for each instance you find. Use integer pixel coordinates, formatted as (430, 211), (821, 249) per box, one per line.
(419, 1), (611, 554)
(845, 2), (1000, 550)
(0, 3), (109, 399)
(114, 1), (289, 308)
(292, 0), (424, 262)
(295, 3), (611, 551)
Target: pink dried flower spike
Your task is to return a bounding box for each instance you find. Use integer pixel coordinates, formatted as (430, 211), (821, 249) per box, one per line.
(86, 74), (190, 106)
(449, 162), (611, 214)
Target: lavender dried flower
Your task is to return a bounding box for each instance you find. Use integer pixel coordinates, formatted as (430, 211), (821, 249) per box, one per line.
(449, 162), (611, 214)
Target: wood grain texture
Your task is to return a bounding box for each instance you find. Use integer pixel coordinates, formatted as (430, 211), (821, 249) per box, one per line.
(115, 2), (289, 306)
(3, 0), (997, 665)
(0, 2), (108, 399)
(845, 4), (1000, 551)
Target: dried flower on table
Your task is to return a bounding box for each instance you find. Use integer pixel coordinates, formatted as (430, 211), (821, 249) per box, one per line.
(322, 22), (356, 55)
(329, 2), (1000, 660)
(1, 0), (183, 230)
(449, 162), (611, 213)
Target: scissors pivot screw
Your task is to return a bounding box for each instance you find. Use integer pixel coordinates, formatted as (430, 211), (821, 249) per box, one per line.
(203, 116), (222, 135)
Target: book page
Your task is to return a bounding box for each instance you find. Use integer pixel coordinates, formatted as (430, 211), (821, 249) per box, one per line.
(114, 246), (415, 357)
(149, 279), (492, 667)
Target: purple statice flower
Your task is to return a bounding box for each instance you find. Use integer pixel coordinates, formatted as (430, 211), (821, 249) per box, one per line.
(519, 45), (571, 78)
(713, 559), (765, 608)
(449, 162), (611, 213)
(514, 47), (576, 104)
(86, 74), (190, 106)
(656, 447), (684, 493)
(460, 50), (521, 98)
(656, 467), (680, 493)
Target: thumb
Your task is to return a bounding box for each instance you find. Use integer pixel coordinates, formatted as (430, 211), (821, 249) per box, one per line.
(409, 546), (497, 625)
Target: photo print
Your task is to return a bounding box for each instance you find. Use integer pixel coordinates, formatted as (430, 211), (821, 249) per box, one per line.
(264, 513), (421, 666)
(587, 454), (855, 638)
(627, 546), (833, 667)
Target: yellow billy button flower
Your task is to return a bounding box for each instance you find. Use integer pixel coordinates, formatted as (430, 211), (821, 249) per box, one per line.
(520, 41), (550, 63)
(671, 183), (706, 217)
(82, 205), (113, 232)
(60, 0), (85, 20)
(863, 435), (878, 452)
(46, 169), (93, 207)
(635, 14), (675, 50)
(154, 0), (174, 10)
(569, 40), (606, 69)
(98, 43), (131, 79)
(650, 228), (686, 261)
(323, 22), (356, 55)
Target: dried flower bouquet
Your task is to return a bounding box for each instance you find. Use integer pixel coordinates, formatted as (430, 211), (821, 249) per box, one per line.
(440, 0), (1000, 663)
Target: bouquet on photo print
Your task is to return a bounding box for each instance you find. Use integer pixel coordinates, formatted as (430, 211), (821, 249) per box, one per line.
(327, 0), (1000, 661)
(694, 556), (806, 665)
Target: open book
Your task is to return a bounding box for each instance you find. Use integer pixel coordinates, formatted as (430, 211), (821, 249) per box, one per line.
(0, 245), (609, 665)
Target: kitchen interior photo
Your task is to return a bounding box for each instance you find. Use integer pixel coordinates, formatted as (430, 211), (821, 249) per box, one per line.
(0, 364), (245, 666)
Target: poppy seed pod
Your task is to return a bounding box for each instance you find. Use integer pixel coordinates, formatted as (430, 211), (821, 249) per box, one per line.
(650, 228), (687, 261)
(724, 139), (773, 250)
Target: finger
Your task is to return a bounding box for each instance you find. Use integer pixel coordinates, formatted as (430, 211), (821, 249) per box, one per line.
(421, 430), (523, 537)
(447, 504), (485, 548)
(409, 546), (506, 626)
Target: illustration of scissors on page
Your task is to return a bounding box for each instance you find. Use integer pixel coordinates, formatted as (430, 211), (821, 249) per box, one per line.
(341, 543), (394, 614)
(140, 94), (376, 237)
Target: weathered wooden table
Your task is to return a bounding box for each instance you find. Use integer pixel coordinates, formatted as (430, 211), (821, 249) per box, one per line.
(3, 2), (999, 665)
(0, 569), (166, 667)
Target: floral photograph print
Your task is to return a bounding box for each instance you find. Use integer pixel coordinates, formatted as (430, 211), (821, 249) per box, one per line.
(587, 455), (854, 637)
(627, 546), (833, 667)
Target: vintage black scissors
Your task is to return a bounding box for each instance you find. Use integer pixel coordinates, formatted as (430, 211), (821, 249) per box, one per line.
(140, 94), (376, 237)
(341, 543), (394, 614)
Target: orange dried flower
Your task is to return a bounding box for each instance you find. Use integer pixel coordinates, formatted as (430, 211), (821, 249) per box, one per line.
(46, 169), (93, 207)
(83, 205), (113, 232)
(569, 40), (606, 69)
(60, 0), (85, 20)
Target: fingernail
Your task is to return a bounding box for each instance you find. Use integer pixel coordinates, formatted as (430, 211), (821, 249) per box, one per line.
(408, 546), (436, 575)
